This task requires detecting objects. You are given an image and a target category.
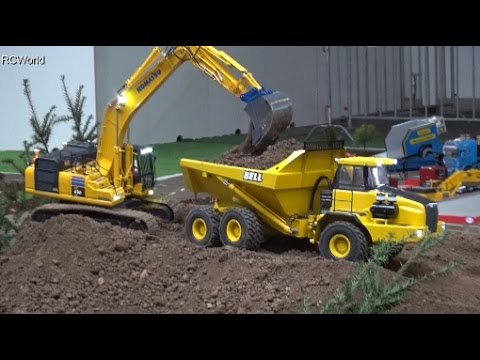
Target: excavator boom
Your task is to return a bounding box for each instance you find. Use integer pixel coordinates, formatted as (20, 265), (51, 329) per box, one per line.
(98, 46), (293, 177)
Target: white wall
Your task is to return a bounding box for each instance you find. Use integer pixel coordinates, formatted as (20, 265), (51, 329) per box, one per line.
(93, 46), (480, 147)
(401, 46), (480, 105)
(94, 46), (335, 145)
(0, 46), (96, 150)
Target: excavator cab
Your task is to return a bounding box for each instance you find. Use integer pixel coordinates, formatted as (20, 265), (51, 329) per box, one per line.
(132, 145), (156, 190)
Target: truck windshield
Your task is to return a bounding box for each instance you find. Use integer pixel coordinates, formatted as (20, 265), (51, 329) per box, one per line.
(335, 165), (389, 190)
(368, 165), (389, 187)
(443, 145), (458, 159)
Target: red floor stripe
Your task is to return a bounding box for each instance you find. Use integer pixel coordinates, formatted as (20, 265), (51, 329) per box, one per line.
(439, 215), (480, 225)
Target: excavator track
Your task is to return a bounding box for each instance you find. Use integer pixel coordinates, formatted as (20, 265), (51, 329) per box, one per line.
(30, 203), (160, 234)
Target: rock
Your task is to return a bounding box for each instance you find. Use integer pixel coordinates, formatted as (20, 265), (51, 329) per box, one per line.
(187, 264), (197, 272)
(112, 239), (129, 252)
(255, 271), (268, 281)
(140, 269), (148, 280)
(51, 289), (61, 299)
(0, 256), (9, 265)
(218, 253), (228, 263)
(52, 277), (59, 284)
(206, 303), (214, 309)
(237, 306), (247, 314)
(97, 246), (106, 255)
(98, 277), (105, 286)
(52, 259), (60, 266)
(154, 297), (166, 307)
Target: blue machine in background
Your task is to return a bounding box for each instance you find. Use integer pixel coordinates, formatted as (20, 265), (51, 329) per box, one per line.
(443, 137), (480, 174)
(385, 117), (447, 172)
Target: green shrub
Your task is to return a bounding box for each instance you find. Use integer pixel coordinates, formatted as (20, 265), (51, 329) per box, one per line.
(304, 232), (462, 314)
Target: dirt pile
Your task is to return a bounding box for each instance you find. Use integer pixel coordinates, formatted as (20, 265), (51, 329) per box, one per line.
(388, 229), (480, 314)
(1, 213), (480, 313)
(217, 138), (303, 169)
(0, 214), (356, 314)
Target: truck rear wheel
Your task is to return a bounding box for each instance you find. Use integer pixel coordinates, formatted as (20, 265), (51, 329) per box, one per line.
(185, 208), (221, 247)
(319, 221), (368, 261)
(219, 208), (263, 250)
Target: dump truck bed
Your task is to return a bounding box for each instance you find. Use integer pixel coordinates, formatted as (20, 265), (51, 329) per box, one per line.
(181, 142), (346, 219)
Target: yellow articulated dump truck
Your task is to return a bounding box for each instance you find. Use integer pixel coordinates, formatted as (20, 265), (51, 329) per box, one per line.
(180, 140), (445, 261)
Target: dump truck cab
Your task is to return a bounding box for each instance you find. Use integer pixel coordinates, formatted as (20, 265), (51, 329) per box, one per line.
(322, 157), (395, 217)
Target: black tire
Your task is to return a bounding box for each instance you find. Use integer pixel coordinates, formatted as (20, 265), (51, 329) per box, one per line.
(219, 208), (263, 250)
(185, 207), (221, 247)
(319, 221), (368, 261)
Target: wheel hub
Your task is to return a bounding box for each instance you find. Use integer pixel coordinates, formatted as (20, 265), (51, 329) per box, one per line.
(226, 219), (242, 243)
(329, 234), (351, 259)
(192, 218), (207, 241)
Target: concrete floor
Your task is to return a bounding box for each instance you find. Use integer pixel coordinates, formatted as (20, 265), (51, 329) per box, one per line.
(437, 191), (480, 228)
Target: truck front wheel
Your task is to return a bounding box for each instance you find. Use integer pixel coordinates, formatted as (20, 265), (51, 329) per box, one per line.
(319, 221), (368, 261)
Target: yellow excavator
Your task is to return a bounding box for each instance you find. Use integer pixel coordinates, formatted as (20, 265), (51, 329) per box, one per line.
(24, 46), (293, 232)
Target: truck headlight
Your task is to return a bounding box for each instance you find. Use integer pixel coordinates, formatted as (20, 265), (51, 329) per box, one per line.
(416, 229), (424, 238)
(148, 190), (154, 196)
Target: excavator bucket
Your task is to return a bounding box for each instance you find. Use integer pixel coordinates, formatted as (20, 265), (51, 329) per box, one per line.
(239, 91), (293, 154)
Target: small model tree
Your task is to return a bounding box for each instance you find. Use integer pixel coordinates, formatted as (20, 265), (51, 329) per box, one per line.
(22, 79), (68, 153)
(60, 74), (97, 143)
(353, 123), (376, 155)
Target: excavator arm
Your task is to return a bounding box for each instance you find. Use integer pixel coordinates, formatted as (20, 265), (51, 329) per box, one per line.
(97, 46), (293, 185)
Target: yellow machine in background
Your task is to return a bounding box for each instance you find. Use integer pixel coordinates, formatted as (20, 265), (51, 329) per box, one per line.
(399, 168), (480, 202)
(24, 46), (293, 231)
(181, 140), (445, 261)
